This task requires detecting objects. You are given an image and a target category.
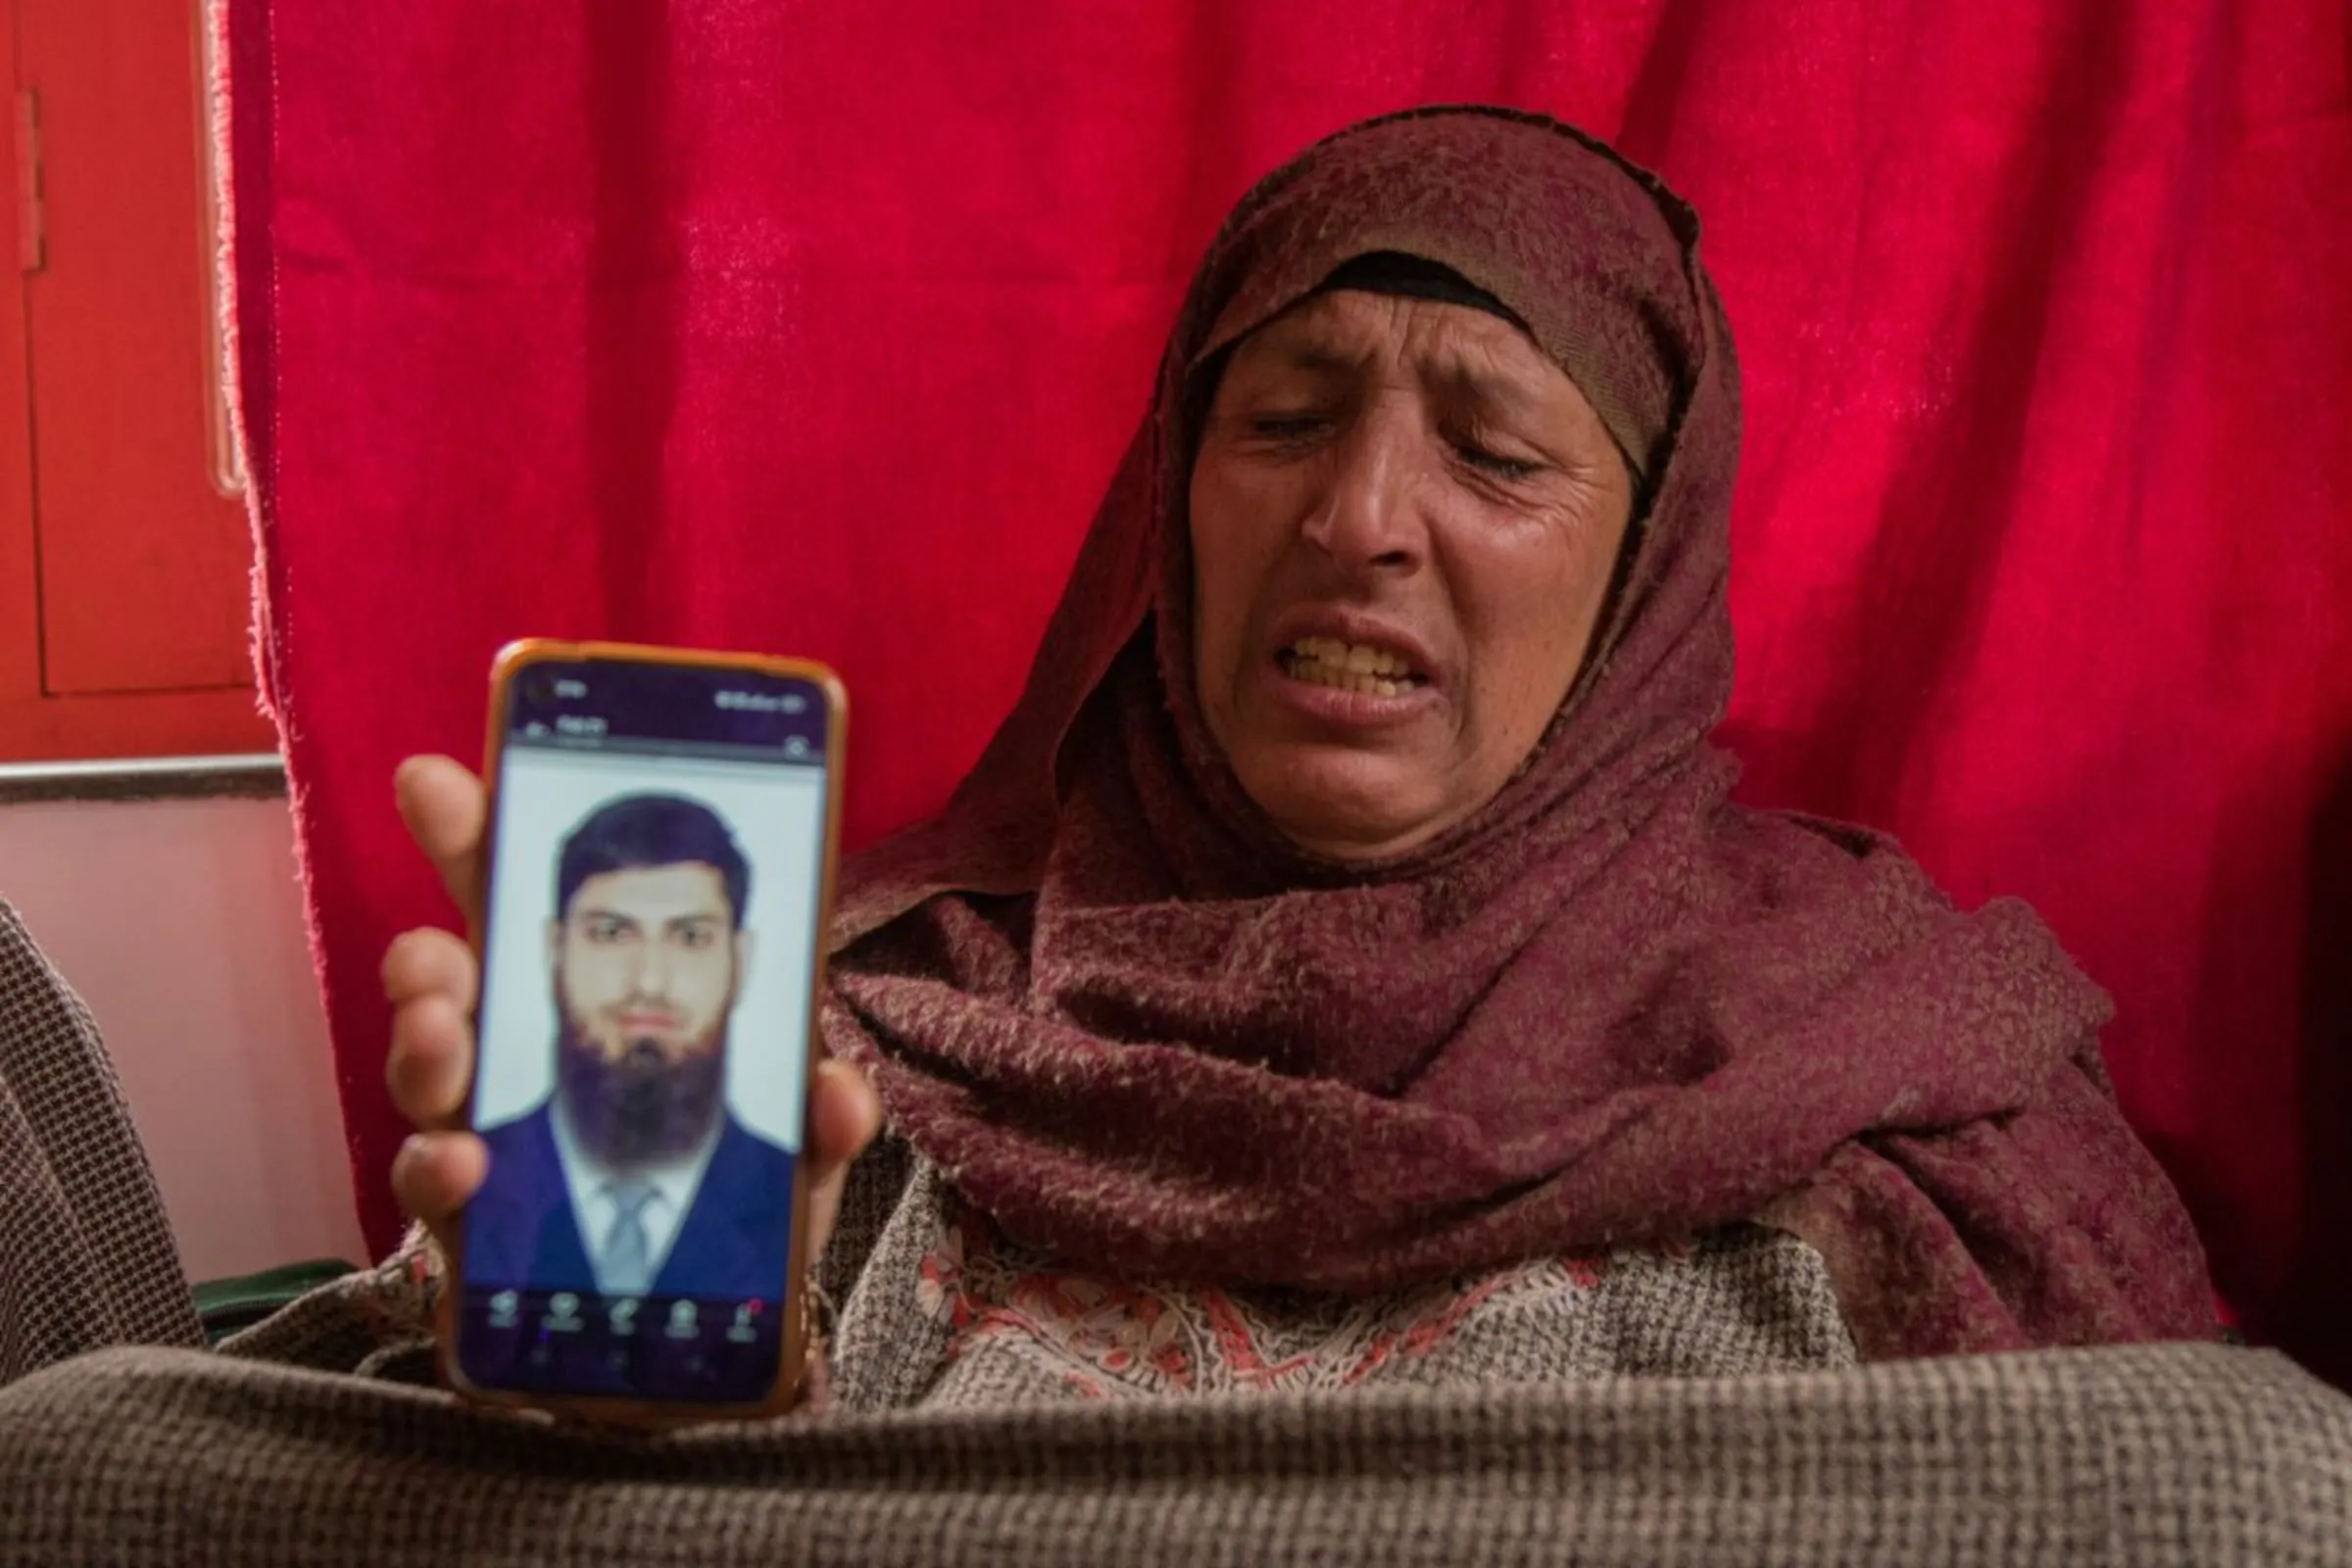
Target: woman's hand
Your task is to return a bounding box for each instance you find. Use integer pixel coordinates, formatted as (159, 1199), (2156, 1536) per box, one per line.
(379, 755), (883, 1275)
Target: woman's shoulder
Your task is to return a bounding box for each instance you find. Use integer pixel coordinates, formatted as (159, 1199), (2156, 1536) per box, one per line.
(1719, 802), (1900, 870)
(1708, 802), (1959, 920)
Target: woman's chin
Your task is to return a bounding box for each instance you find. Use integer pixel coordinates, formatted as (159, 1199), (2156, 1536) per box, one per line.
(1237, 756), (1451, 864)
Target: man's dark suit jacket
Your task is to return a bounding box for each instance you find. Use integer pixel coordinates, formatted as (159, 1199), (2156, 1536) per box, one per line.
(463, 1101), (796, 1303)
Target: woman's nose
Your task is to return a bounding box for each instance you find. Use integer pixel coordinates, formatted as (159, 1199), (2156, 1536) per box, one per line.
(1298, 403), (1427, 575)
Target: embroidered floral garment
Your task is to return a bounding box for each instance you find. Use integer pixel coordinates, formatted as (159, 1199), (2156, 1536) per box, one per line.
(819, 1154), (1857, 1414)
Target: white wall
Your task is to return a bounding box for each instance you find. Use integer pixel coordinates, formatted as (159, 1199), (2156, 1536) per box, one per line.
(0, 794), (365, 1283)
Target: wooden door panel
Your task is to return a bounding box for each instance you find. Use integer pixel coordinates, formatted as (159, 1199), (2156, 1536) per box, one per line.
(19, 0), (252, 698)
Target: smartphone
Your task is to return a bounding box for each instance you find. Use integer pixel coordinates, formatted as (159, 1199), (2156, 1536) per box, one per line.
(442, 640), (846, 1423)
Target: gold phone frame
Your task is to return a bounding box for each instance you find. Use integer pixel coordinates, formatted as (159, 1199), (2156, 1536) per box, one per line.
(436, 638), (848, 1428)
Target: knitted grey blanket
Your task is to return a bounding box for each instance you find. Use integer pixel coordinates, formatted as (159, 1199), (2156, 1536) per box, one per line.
(4, 898), (2348, 1564)
(3, 1340), (2347, 1565)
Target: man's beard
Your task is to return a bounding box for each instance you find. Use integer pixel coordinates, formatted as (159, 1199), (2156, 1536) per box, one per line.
(556, 1024), (727, 1166)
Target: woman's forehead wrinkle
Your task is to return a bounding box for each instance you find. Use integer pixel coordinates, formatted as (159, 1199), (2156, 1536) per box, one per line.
(1251, 301), (1559, 412)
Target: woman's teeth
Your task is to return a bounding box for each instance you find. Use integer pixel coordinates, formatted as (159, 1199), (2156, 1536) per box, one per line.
(1281, 637), (1420, 697)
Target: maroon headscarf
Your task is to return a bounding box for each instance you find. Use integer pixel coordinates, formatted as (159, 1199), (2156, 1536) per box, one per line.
(824, 106), (2216, 1359)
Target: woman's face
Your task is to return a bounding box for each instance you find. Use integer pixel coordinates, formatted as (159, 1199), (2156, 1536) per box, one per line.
(1189, 289), (1636, 862)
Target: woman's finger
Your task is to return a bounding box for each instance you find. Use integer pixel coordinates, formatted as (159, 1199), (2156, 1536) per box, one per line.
(394, 756), (488, 916)
(380, 926), (478, 1012)
(386, 993), (476, 1130)
(806, 1058), (884, 1173)
(392, 1130), (486, 1249)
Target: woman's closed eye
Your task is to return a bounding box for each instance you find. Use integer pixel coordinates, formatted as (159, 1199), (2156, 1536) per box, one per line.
(1450, 439), (1544, 482)
(1247, 412), (1335, 443)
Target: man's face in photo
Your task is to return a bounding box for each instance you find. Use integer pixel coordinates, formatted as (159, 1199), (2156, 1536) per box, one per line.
(548, 860), (750, 1165)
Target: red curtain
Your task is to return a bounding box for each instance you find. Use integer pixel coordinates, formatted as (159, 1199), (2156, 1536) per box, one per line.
(224, 1), (2352, 1380)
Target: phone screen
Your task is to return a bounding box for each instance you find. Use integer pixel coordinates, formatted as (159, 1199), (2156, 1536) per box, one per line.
(454, 654), (832, 1405)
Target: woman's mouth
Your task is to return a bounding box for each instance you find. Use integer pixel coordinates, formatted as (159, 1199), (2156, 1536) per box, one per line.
(1276, 636), (1429, 698)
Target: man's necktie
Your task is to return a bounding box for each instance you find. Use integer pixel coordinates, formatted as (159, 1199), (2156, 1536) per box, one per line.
(599, 1178), (660, 1296)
